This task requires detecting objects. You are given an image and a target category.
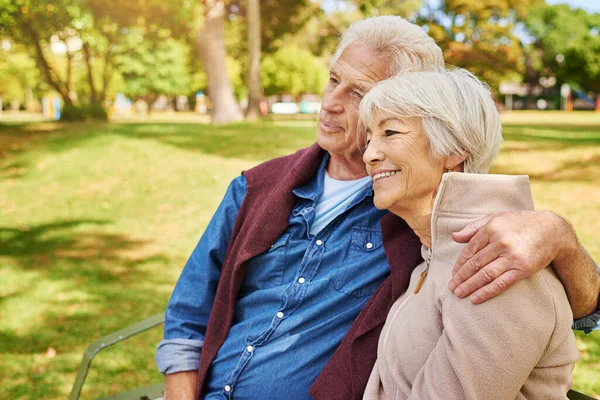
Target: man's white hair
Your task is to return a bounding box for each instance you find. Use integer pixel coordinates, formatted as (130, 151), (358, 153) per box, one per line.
(331, 16), (445, 74)
(359, 68), (503, 174)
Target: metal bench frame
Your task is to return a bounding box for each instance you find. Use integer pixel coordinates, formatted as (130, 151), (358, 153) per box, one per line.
(69, 313), (165, 400)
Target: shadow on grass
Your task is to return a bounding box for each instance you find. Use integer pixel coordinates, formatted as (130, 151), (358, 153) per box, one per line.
(0, 120), (316, 164)
(0, 219), (172, 354)
(492, 154), (600, 183)
(108, 122), (316, 160)
(503, 125), (600, 146)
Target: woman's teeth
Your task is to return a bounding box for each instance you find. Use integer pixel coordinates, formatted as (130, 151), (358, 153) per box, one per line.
(372, 170), (399, 181)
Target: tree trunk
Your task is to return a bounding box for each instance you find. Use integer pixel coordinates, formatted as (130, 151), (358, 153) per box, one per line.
(524, 52), (535, 110)
(25, 88), (35, 112)
(66, 51), (73, 95)
(196, 0), (243, 124)
(100, 34), (116, 103)
(245, 0), (263, 120)
(21, 21), (73, 106)
(82, 42), (98, 104)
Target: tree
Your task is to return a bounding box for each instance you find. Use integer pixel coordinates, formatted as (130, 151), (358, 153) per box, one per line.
(261, 45), (328, 99)
(0, 0), (77, 106)
(245, 0), (262, 119)
(354, 0), (422, 18)
(418, 0), (543, 89)
(197, 0), (243, 124)
(525, 4), (600, 93)
(0, 43), (44, 109)
(113, 29), (192, 106)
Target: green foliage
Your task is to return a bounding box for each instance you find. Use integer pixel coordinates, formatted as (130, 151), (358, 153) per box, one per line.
(85, 101), (108, 119)
(525, 4), (600, 92)
(226, 0), (322, 54)
(354, 0), (422, 18)
(60, 103), (87, 120)
(113, 29), (191, 101)
(261, 45), (328, 97)
(0, 44), (44, 102)
(418, 0), (543, 88)
(60, 102), (108, 121)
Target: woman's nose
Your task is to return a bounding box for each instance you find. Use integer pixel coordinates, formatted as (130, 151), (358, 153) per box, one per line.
(363, 139), (385, 165)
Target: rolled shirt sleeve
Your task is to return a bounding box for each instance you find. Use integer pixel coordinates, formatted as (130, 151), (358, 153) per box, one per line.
(155, 176), (247, 374)
(572, 263), (600, 334)
(156, 338), (204, 374)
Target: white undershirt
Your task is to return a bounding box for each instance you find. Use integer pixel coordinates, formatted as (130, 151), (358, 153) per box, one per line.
(309, 172), (372, 235)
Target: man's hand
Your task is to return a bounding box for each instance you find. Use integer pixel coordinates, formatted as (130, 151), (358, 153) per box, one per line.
(447, 210), (600, 318)
(165, 371), (198, 400)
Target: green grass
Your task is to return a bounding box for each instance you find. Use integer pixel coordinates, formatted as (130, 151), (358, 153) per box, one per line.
(1, 112), (599, 399)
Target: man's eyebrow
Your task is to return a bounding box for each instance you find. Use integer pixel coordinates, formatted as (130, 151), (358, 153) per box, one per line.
(355, 83), (370, 93)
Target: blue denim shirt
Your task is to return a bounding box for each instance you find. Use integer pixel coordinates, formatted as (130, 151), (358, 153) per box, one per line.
(158, 156), (390, 399)
(157, 158), (600, 398)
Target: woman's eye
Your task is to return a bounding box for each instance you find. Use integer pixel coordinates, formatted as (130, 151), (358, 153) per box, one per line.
(353, 91), (364, 99)
(329, 77), (339, 84)
(385, 130), (401, 137)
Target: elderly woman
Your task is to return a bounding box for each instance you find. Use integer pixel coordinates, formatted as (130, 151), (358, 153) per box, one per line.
(359, 68), (579, 399)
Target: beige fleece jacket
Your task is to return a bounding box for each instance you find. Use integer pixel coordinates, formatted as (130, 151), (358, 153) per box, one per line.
(363, 173), (579, 400)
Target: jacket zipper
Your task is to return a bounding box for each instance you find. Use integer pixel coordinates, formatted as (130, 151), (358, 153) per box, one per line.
(414, 248), (432, 294)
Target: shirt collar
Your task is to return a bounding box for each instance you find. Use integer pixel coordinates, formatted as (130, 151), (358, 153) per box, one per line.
(292, 152), (330, 202)
(292, 153), (374, 209)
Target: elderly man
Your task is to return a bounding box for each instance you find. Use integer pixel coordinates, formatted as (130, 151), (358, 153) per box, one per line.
(157, 16), (600, 400)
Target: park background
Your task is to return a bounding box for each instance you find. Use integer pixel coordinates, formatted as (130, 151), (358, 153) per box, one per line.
(1, 0), (599, 398)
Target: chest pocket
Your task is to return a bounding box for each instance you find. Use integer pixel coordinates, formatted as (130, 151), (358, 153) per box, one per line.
(332, 226), (385, 298)
(241, 232), (291, 294)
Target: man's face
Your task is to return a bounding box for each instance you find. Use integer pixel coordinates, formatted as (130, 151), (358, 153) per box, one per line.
(316, 45), (391, 161)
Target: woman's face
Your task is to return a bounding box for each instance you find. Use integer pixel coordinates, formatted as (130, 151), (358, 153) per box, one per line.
(363, 114), (448, 215)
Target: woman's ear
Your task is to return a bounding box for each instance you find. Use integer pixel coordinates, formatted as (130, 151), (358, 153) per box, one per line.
(446, 154), (468, 172)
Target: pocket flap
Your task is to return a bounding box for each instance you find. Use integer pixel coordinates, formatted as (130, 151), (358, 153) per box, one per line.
(351, 227), (382, 252)
(268, 232), (291, 251)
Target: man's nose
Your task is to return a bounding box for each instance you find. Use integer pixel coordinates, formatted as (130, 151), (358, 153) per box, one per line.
(321, 87), (344, 113)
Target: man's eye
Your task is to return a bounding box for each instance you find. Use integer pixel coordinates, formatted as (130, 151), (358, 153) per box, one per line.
(385, 130), (401, 136)
(353, 91), (364, 99)
(329, 77), (339, 84)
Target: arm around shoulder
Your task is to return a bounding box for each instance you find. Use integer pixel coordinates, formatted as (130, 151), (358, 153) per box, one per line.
(409, 269), (579, 399)
(548, 212), (600, 320)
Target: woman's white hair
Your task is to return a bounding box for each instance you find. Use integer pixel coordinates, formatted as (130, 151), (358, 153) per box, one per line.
(359, 68), (503, 174)
(331, 16), (444, 74)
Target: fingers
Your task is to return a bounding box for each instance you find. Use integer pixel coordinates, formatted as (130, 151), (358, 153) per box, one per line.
(468, 270), (521, 304)
(451, 214), (493, 243)
(450, 257), (507, 299)
(451, 226), (491, 280)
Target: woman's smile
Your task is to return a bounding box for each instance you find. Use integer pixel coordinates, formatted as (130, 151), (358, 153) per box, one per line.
(371, 169), (401, 183)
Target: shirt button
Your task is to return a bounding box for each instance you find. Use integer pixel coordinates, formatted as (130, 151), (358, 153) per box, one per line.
(316, 239), (323, 246)
(246, 345), (254, 353)
(298, 277), (306, 284)
(276, 311), (284, 319)
(366, 242), (373, 249)
(224, 385), (232, 392)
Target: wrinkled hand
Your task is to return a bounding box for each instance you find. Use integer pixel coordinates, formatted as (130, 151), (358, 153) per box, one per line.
(448, 210), (561, 304)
